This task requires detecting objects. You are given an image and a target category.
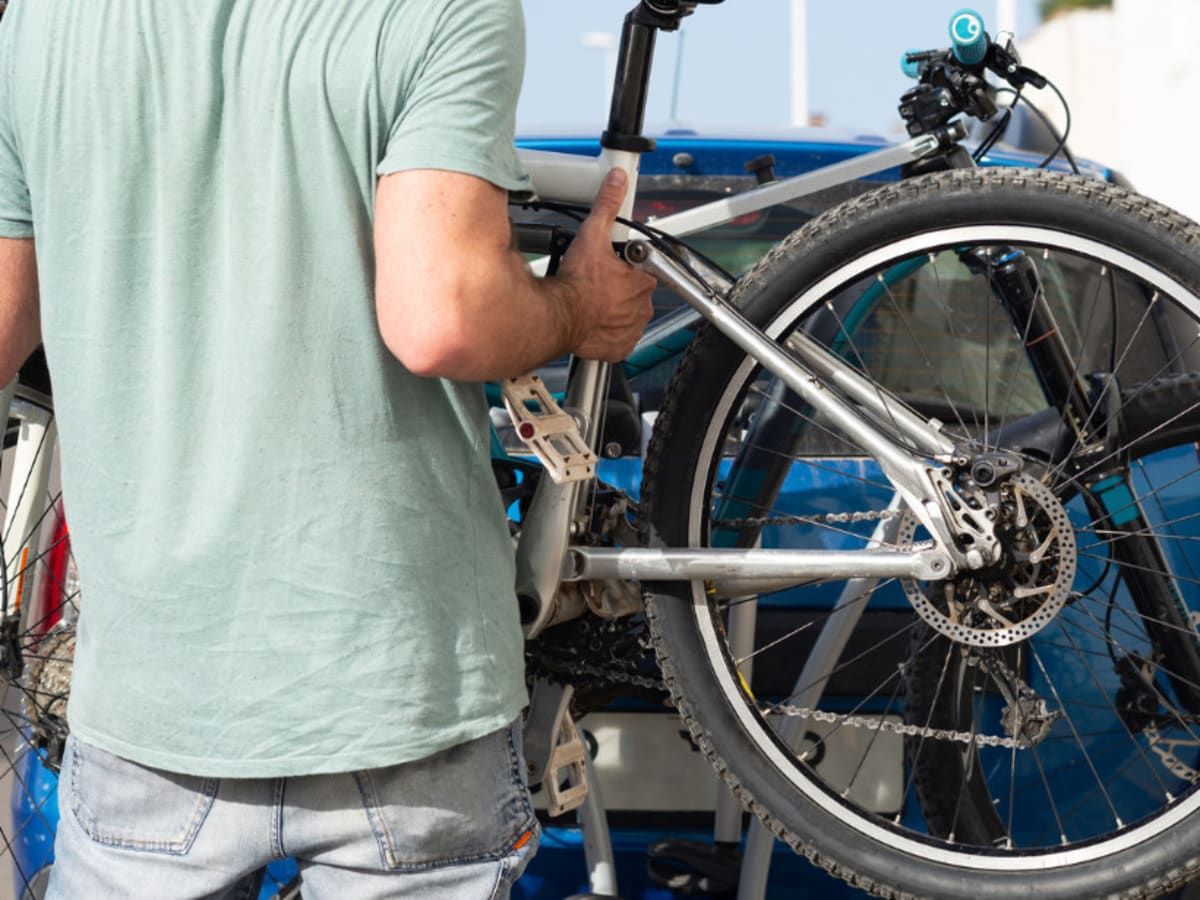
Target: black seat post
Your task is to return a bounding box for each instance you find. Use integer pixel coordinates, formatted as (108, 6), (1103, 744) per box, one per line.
(602, 2), (693, 153)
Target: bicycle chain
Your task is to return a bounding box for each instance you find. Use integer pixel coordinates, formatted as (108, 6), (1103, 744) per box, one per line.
(525, 618), (668, 709)
(544, 642), (1023, 750)
(768, 636), (1031, 750)
(770, 703), (1023, 749)
(556, 653), (1023, 749)
(551, 652), (668, 695)
(713, 507), (902, 532)
(770, 645), (1037, 750)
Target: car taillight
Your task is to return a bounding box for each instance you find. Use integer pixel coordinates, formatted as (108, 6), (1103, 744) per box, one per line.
(38, 509), (73, 632)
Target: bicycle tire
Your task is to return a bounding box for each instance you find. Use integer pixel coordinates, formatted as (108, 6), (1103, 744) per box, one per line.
(0, 381), (73, 900)
(641, 168), (1200, 897)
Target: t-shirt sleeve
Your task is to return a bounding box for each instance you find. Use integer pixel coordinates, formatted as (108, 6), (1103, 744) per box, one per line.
(0, 24), (33, 238)
(376, 0), (531, 195)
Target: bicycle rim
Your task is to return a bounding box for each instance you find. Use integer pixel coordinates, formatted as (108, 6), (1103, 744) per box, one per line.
(0, 385), (73, 900)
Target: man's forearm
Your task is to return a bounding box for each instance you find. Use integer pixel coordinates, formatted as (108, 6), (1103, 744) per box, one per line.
(374, 167), (653, 383)
(0, 238), (40, 386)
(378, 246), (584, 382)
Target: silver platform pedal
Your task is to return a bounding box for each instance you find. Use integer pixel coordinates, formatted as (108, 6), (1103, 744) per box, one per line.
(502, 375), (596, 484)
(544, 709), (589, 817)
(525, 678), (590, 816)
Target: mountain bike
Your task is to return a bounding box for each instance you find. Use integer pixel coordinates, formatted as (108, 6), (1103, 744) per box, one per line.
(6, 3), (1200, 899)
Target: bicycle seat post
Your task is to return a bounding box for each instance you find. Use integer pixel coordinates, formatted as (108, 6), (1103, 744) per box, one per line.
(603, 2), (697, 155)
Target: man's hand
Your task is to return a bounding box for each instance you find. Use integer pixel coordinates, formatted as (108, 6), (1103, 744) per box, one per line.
(556, 169), (657, 363)
(375, 166), (655, 382)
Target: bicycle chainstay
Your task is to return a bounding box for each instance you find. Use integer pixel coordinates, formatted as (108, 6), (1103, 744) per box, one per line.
(533, 506), (1026, 748)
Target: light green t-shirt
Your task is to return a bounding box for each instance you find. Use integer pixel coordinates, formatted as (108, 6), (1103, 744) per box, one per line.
(0, 0), (533, 776)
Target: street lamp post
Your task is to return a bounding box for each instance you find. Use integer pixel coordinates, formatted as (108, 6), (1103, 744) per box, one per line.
(582, 31), (618, 115)
(791, 0), (808, 127)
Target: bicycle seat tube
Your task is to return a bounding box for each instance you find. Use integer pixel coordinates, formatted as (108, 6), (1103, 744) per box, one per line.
(515, 3), (676, 637)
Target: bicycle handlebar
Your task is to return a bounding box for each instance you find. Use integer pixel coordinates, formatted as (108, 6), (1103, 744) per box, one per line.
(897, 8), (1050, 139)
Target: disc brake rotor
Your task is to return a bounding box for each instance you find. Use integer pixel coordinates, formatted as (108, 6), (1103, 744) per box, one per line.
(899, 472), (1076, 647)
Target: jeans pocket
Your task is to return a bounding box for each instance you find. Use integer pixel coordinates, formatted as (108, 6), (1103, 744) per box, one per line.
(66, 736), (219, 855)
(355, 720), (536, 871)
(490, 826), (541, 900)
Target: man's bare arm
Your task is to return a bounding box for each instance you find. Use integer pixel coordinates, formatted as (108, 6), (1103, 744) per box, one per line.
(374, 167), (655, 382)
(0, 238), (39, 386)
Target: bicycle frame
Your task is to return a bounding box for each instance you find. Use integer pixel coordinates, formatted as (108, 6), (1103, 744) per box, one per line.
(513, 126), (974, 639)
(7, 5), (1200, 898)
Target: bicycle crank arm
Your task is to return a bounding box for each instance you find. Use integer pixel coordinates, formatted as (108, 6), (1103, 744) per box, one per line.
(567, 546), (952, 595)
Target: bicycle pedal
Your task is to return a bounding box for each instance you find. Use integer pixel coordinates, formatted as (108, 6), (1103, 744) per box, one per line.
(502, 375), (596, 484)
(545, 711), (589, 817)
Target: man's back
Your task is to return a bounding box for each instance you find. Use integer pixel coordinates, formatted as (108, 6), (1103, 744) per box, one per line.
(0, 0), (531, 776)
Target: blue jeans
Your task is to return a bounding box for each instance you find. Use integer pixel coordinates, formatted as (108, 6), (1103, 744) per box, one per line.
(46, 721), (539, 899)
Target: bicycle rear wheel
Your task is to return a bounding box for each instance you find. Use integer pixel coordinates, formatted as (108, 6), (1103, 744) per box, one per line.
(642, 169), (1200, 897)
(0, 379), (73, 900)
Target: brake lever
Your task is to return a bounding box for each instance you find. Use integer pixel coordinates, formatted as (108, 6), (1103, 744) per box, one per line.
(988, 42), (1048, 90)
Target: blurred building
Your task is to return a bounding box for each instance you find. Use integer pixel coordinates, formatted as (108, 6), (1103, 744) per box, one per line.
(1017, 0), (1200, 220)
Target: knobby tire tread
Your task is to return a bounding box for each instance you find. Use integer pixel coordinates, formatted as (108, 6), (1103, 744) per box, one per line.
(639, 168), (1200, 898)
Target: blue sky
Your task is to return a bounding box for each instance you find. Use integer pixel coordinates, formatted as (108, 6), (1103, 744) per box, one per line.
(518, 1), (1042, 137)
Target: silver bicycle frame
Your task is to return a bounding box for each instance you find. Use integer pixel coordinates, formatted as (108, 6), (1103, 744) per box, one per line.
(511, 135), (977, 900)
(513, 133), (970, 637)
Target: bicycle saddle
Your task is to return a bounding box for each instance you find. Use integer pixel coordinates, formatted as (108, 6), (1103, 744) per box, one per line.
(641, 0), (724, 14)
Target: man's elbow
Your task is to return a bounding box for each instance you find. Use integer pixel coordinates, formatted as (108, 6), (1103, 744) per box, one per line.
(377, 298), (480, 381)
(386, 337), (472, 380)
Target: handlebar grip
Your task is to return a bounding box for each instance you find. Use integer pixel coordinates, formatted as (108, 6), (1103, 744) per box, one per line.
(948, 8), (988, 65)
(900, 49), (923, 80)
